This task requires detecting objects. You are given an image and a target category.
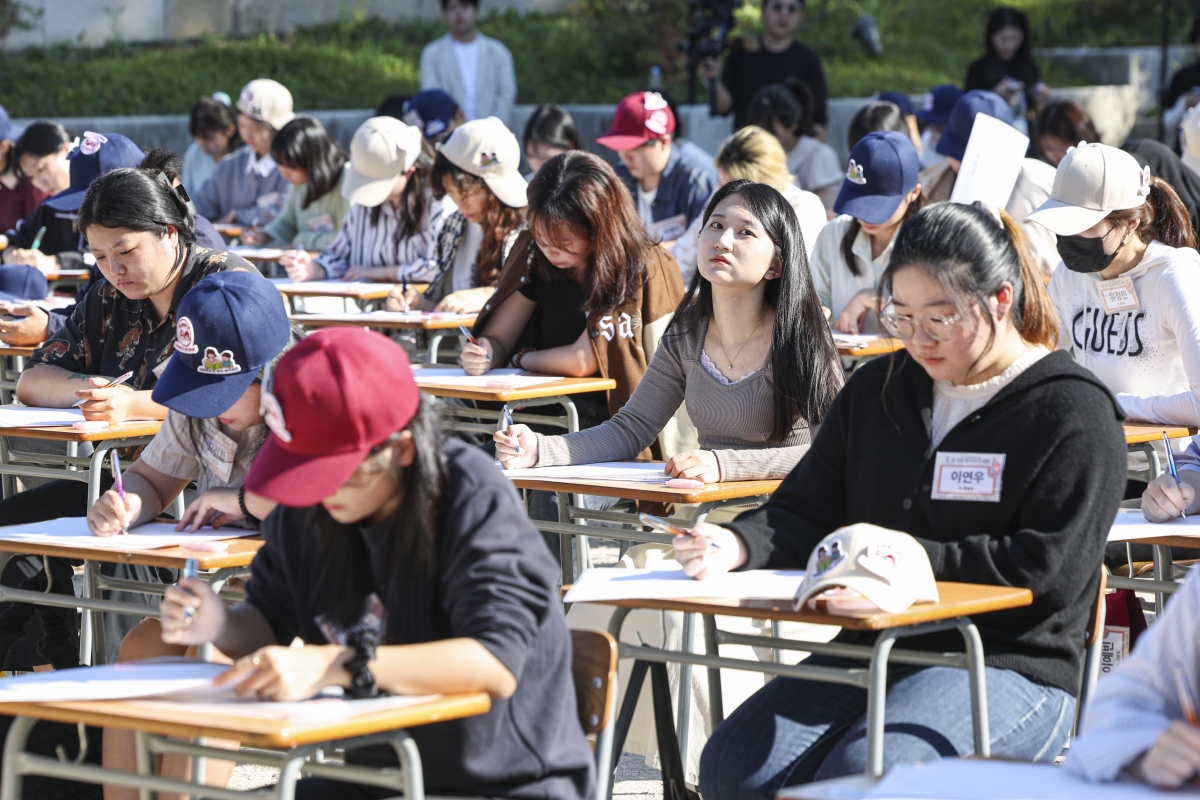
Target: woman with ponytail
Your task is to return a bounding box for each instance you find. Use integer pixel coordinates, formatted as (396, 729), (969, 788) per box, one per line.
(673, 202), (1126, 796)
(1029, 143), (1200, 428)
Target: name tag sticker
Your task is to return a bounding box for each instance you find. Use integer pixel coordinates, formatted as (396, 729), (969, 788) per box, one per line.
(307, 213), (335, 234)
(651, 214), (688, 243)
(931, 452), (1005, 502)
(1097, 276), (1139, 313)
(200, 429), (238, 483)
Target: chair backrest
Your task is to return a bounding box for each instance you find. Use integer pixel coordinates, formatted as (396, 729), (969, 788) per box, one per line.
(1086, 568), (1108, 649)
(571, 629), (618, 735)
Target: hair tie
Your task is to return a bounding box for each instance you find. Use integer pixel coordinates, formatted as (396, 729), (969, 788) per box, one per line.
(971, 201), (1004, 228)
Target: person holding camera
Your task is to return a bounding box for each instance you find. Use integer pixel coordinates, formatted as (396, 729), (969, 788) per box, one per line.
(701, 0), (828, 134)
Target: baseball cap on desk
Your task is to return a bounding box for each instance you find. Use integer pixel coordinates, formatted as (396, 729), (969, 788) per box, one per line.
(1025, 142), (1149, 236)
(596, 92), (676, 152)
(794, 524), (939, 615)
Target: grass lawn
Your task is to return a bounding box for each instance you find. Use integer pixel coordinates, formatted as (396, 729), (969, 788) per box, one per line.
(0, 0), (1191, 118)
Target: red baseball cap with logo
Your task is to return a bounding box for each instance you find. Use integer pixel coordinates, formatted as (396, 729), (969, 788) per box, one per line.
(596, 91), (677, 152)
(244, 327), (420, 507)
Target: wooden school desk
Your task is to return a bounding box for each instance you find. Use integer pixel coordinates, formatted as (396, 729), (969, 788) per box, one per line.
(835, 336), (903, 362)
(270, 278), (400, 313)
(507, 469), (779, 584)
(291, 309), (470, 364)
(43, 268), (90, 294)
(595, 582), (1033, 778)
(1124, 422), (1197, 480)
(212, 223), (243, 240)
(413, 370), (616, 438)
(0, 536), (261, 666)
(0, 345), (39, 405)
(0, 691), (491, 800)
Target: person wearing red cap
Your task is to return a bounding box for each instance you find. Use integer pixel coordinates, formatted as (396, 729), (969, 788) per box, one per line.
(597, 91), (717, 278)
(159, 327), (594, 800)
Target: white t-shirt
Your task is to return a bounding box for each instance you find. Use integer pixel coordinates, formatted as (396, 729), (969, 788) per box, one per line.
(808, 214), (897, 326)
(452, 38), (481, 120)
(786, 136), (843, 193)
(451, 221), (484, 292)
(637, 186), (658, 233)
(932, 348), (1049, 448)
(919, 128), (945, 170)
(1048, 238), (1200, 425)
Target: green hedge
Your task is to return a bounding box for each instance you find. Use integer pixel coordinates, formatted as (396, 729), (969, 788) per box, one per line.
(0, 0), (1191, 118)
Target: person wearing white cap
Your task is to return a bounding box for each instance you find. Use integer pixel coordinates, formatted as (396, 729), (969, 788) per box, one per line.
(192, 78), (294, 227)
(673, 203), (1127, 795)
(1027, 142), (1200, 428)
(277, 117), (454, 285)
(387, 116), (526, 314)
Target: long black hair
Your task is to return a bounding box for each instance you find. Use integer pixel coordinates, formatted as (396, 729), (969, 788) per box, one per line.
(271, 117), (348, 209)
(77, 167), (197, 276)
(746, 79), (815, 139)
(522, 104), (583, 154)
(668, 180), (842, 441)
(307, 396), (450, 642)
(12, 121), (72, 179)
(188, 96), (242, 154)
(848, 101), (908, 150)
(984, 6), (1032, 61)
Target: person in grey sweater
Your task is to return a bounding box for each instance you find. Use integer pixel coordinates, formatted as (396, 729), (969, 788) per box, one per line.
(496, 179), (843, 482)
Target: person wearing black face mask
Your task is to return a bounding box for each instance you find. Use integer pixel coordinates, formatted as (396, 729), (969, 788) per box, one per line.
(1028, 142), (1200, 568)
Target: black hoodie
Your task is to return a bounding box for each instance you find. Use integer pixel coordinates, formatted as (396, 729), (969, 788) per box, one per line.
(726, 349), (1127, 694)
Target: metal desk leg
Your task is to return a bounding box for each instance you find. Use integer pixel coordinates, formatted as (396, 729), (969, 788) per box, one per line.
(87, 445), (111, 508)
(79, 561), (106, 666)
(702, 614), (724, 729)
(1154, 544), (1170, 613)
(390, 730), (426, 800)
(0, 434), (13, 500)
(957, 621), (991, 760)
(134, 730), (153, 800)
(560, 397), (580, 433)
(276, 747), (312, 800)
(427, 333), (445, 364)
(0, 716), (35, 800)
(865, 628), (900, 776)
(676, 612), (696, 770)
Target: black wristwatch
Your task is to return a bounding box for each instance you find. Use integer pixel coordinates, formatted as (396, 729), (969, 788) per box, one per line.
(343, 629), (382, 699)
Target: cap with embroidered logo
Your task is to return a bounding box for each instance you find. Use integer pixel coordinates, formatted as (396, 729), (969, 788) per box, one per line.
(935, 90), (1014, 161)
(833, 131), (920, 226)
(152, 271), (290, 419)
(436, 117), (527, 208)
(915, 84), (964, 126)
(596, 91), (677, 152)
(244, 327), (421, 507)
(1025, 142), (1149, 236)
(44, 132), (144, 213)
(401, 90), (460, 141)
(343, 117), (424, 208)
(237, 79), (295, 132)
(794, 524), (939, 614)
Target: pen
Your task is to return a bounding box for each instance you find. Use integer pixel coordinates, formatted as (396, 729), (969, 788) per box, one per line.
(639, 512), (722, 550)
(1163, 432), (1187, 520)
(458, 323), (477, 345)
(501, 404), (520, 454)
(181, 557), (199, 625)
(29, 226), (46, 251)
(72, 370), (134, 407)
(112, 451), (127, 535)
(400, 274), (410, 312)
(1176, 665), (1198, 726)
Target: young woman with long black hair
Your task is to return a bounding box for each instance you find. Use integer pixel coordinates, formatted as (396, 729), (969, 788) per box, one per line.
(964, 6), (1049, 120)
(676, 203), (1126, 797)
(159, 327), (595, 800)
(496, 179), (842, 483)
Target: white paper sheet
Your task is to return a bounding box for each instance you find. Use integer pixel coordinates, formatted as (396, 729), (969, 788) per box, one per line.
(229, 246), (286, 260)
(0, 406), (84, 427)
(1107, 507), (1200, 542)
(270, 280), (389, 296)
(949, 113), (1030, 208)
(563, 567), (807, 604)
(0, 659), (229, 703)
(832, 333), (886, 349)
(133, 692), (442, 723)
(862, 758), (1190, 799)
(498, 461), (671, 483)
(411, 367), (560, 388)
(296, 311), (473, 323)
(0, 518), (258, 551)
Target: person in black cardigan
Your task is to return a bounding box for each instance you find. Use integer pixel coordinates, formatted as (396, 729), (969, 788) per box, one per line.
(676, 203), (1127, 799)
(964, 7), (1048, 118)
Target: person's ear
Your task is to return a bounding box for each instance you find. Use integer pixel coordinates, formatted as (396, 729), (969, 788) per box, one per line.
(908, 184), (922, 203)
(993, 280), (1015, 320)
(764, 257), (784, 281)
(393, 430), (417, 469)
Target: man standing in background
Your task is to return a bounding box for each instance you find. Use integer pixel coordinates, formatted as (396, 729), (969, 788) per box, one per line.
(419, 0), (517, 130)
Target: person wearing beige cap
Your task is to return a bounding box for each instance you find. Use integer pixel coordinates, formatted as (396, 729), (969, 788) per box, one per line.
(193, 78), (294, 228)
(387, 116), (526, 314)
(1027, 142), (1200, 429)
(277, 117), (455, 285)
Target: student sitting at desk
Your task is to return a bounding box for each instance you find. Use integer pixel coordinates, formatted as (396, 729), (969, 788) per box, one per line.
(295, 117), (452, 284)
(160, 327), (595, 800)
(386, 117), (526, 314)
(674, 203), (1127, 797)
(1068, 570), (1200, 788)
(239, 116), (349, 255)
(463, 150), (684, 427)
(495, 179), (843, 483)
(83, 270), (289, 798)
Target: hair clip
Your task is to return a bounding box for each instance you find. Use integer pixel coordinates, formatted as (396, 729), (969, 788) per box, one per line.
(1138, 165), (1152, 197)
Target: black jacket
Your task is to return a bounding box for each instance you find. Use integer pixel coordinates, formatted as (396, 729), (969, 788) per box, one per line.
(245, 438), (594, 800)
(726, 349), (1126, 693)
(7, 203), (84, 269)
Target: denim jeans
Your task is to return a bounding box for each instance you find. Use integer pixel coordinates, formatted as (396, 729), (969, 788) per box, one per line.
(699, 656), (1074, 800)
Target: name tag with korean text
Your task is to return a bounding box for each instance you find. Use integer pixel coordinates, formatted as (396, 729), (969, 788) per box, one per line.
(1097, 276), (1139, 314)
(651, 214), (688, 243)
(307, 213), (336, 234)
(200, 428), (238, 483)
(931, 452), (1005, 502)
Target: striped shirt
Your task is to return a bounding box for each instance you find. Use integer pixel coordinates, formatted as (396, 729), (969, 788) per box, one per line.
(316, 189), (454, 282)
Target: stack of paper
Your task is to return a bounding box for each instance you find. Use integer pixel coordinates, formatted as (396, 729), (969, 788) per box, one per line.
(832, 333), (885, 349)
(1108, 508), (1200, 541)
(411, 368), (560, 389)
(563, 567), (806, 604)
(497, 461), (670, 482)
(0, 519), (257, 551)
(0, 406), (84, 427)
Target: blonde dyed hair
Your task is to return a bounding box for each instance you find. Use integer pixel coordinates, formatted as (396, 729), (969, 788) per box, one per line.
(714, 126), (793, 193)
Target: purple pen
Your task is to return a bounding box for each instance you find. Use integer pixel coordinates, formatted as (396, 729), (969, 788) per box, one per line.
(112, 451), (128, 535)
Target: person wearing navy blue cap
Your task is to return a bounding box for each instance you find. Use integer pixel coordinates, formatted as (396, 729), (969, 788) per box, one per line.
(400, 89), (464, 145)
(877, 90), (923, 157)
(914, 84), (964, 169)
(808, 130), (923, 334)
(0, 264), (47, 304)
(919, 90), (1061, 276)
(0, 105), (45, 232)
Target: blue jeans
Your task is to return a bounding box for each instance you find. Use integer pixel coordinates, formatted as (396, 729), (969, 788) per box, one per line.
(699, 656), (1074, 800)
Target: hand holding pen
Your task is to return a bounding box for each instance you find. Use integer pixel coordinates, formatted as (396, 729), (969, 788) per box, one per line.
(501, 404), (520, 455)
(1164, 432), (1189, 520)
(73, 370), (134, 408)
(112, 451), (129, 535)
(459, 324), (493, 375)
(1135, 666), (1200, 788)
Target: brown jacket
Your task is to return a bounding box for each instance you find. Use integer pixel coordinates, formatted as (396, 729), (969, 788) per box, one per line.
(473, 230), (686, 421)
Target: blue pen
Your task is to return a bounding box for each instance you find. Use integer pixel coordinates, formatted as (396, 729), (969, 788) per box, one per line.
(501, 404), (520, 454)
(29, 226), (46, 251)
(1164, 432), (1187, 520)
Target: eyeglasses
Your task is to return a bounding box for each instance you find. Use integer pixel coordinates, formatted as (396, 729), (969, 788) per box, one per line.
(878, 305), (963, 342)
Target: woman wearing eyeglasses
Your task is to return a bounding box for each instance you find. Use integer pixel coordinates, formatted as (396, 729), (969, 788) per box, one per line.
(673, 202), (1127, 798)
